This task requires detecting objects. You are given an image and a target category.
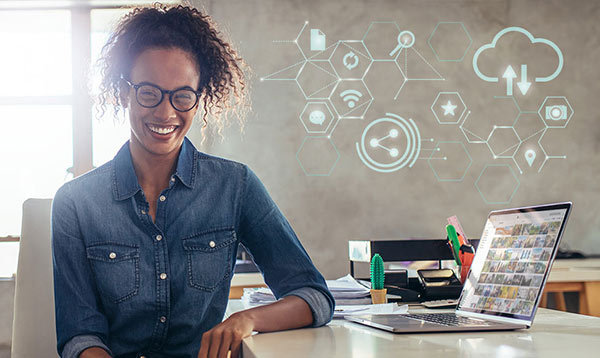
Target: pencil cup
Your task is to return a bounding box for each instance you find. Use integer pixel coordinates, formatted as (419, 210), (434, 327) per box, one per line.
(370, 289), (387, 304)
(460, 264), (471, 284)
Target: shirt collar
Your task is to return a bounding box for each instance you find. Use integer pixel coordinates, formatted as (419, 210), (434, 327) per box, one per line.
(173, 137), (197, 189)
(112, 137), (197, 201)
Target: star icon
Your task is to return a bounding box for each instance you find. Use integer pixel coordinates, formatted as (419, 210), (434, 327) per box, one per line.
(441, 100), (458, 116)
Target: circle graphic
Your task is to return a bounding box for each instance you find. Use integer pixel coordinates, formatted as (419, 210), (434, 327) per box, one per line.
(398, 30), (415, 48)
(355, 113), (421, 173)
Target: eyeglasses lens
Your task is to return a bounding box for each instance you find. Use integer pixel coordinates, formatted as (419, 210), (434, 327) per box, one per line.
(171, 89), (197, 111)
(137, 85), (162, 107)
(135, 85), (197, 112)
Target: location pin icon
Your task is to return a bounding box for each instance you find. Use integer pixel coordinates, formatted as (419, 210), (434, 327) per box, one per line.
(525, 149), (536, 167)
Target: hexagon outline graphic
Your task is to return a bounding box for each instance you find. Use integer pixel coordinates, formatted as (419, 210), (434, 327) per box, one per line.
(329, 79), (374, 119)
(460, 96), (521, 144)
(363, 60), (408, 101)
(537, 96), (574, 128)
(427, 141), (472, 182)
(428, 22), (473, 62)
(535, 128), (568, 173)
(295, 61), (338, 100)
(486, 126), (521, 159)
(362, 21), (402, 61)
(431, 91), (467, 124)
(296, 136), (340, 176)
(475, 164), (520, 205)
(299, 102), (335, 134)
(512, 110), (547, 142)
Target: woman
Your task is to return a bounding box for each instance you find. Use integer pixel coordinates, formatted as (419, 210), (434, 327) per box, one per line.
(51, 4), (334, 358)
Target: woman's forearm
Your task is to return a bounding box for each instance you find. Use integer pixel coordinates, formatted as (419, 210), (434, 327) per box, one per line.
(236, 295), (313, 332)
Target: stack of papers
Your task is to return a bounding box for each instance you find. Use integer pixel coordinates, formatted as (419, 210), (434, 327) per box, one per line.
(333, 303), (408, 318)
(326, 274), (372, 305)
(241, 274), (372, 305)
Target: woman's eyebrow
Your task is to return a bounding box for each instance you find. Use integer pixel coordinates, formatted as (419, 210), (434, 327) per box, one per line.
(136, 81), (196, 91)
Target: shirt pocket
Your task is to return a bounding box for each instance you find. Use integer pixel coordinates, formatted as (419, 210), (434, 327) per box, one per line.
(182, 228), (237, 291)
(86, 242), (140, 304)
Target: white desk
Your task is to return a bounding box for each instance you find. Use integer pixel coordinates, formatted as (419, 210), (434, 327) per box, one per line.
(226, 300), (600, 358)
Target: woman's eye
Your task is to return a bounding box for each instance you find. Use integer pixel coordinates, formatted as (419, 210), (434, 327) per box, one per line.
(175, 93), (192, 100)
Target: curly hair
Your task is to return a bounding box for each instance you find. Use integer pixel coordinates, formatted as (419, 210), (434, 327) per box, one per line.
(96, 2), (249, 138)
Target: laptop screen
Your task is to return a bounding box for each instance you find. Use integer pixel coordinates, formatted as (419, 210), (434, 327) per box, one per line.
(457, 202), (571, 322)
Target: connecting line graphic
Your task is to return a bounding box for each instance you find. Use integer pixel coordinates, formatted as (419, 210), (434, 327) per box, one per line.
(369, 129), (401, 157)
(417, 139), (439, 160)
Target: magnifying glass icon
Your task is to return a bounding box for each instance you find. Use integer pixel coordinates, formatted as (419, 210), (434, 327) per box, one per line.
(389, 30), (416, 57)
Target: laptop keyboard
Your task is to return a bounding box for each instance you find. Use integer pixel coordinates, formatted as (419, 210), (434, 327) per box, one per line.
(405, 313), (493, 327)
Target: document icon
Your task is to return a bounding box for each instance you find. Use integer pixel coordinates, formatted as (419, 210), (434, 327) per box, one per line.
(310, 29), (326, 51)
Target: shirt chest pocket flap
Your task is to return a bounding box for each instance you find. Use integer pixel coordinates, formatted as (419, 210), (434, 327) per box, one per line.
(182, 228), (237, 291)
(86, 243), (140, 303)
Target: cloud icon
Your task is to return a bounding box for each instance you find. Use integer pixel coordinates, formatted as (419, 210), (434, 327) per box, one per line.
(472, 26), (563, 83)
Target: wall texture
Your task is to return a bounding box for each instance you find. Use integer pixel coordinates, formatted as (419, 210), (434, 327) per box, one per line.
(188, 0), (599, 279)
(0, 279), (14, 354)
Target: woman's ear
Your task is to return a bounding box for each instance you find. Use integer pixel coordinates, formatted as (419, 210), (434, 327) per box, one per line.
(119, 82), (130, 108)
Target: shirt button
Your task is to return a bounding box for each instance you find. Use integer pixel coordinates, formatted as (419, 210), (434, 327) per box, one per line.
(141, 209), (146, 215)
(209, 241), (216, 248)
(170, 177), (175, 183)
(156, 235), (163, 241)
(109, 252), (116, 259)
(159, 195), (166, 202)
(160, 273), (167, 280)
(160, 316), (167, 323)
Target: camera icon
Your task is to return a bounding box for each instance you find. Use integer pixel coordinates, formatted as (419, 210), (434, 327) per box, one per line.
(545, 105), (567, 121)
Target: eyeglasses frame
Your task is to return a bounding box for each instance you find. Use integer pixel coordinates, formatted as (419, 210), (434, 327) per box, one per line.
(123, 78), (202, 113)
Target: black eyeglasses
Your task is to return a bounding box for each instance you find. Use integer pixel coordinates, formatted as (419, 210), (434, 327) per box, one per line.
(124, 79), (201, 112)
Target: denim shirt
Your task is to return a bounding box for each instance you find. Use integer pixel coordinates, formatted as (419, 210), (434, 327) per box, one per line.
(51, 137), (334, 358)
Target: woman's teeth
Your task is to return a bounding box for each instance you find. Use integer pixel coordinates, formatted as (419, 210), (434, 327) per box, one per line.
(147, 124), (177, 135)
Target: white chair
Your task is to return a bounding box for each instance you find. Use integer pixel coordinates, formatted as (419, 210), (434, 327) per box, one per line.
(11, 198), (59, 358)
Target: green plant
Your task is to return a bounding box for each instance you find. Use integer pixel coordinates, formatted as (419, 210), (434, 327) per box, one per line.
(370, 254), (385, 290)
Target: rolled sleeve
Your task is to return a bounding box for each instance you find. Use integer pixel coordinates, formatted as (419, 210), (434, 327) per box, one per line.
(284, 287), (333, 327)
(61, 335), (113, 358)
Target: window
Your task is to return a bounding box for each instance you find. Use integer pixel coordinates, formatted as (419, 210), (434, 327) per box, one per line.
(0, 2), (177, 278)
(91, 8), (131, 167)
(0, 10), (73, 277)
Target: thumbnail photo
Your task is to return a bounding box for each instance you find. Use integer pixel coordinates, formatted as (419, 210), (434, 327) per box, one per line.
(544, 235), (557, 247)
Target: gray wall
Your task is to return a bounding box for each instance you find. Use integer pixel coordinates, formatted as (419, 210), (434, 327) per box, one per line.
(0, 279), (14, 356)
(187, 0), (600, 278)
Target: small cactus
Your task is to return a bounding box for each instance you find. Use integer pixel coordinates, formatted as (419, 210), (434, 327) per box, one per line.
(370, 254), (385, 290)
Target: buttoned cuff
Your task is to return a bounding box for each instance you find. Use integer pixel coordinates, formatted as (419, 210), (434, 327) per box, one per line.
(61, 334), (113, 358)
(284, 287), (333, 327)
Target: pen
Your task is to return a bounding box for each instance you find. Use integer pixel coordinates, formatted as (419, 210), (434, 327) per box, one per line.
(446, 224), (461, 265)
(459, 244), (475, 267)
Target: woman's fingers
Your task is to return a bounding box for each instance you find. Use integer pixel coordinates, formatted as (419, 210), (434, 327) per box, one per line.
(208, 327), (224, 358)
(216, 330), (233, 358)
(230, 333), (243, 358)
(197, 331), (211, 358)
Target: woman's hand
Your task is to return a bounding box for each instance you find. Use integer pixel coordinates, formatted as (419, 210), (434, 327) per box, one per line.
(197, 295), (313, 358)
(79, 347), (112, 358)
(197, 311), (254, 358)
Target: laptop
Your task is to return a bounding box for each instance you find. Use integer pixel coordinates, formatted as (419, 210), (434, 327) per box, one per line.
(345, 202), (572, 333)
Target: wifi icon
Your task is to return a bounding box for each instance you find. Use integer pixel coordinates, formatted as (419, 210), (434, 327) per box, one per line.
(340, 89), (363, 108)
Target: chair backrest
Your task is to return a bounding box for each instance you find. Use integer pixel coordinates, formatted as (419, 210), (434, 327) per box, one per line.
(11, 198), (58, 358)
